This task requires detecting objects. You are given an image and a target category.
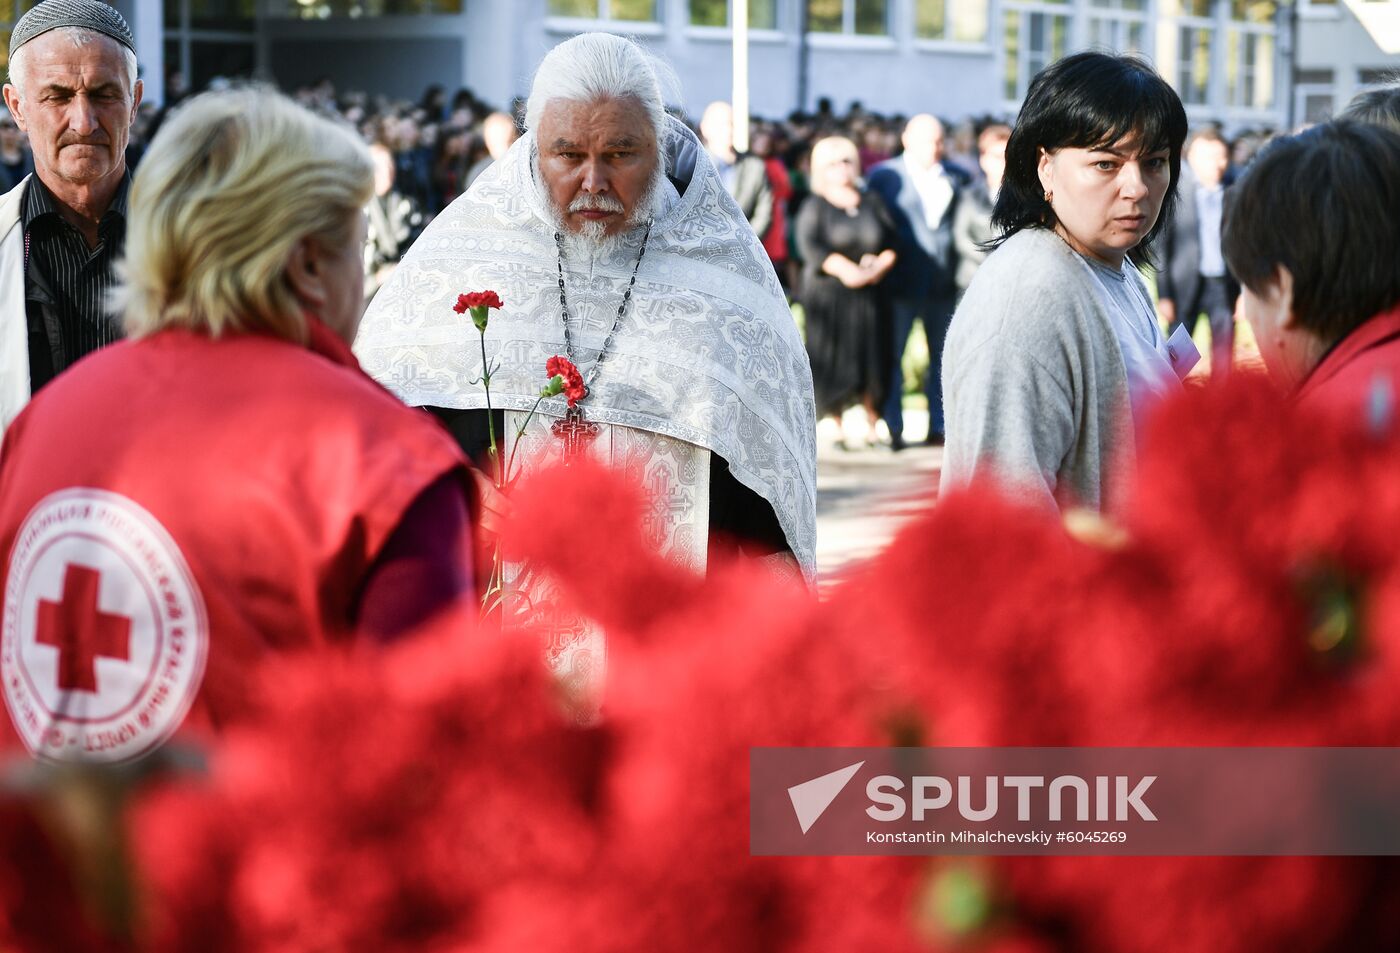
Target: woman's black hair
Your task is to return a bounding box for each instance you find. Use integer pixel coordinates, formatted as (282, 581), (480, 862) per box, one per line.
(1222, 120), (1400, 344)
(989, 51), (1188, 268)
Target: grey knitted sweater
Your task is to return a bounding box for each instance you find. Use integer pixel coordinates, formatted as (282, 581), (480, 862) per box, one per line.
(939, 227), (1138, 513)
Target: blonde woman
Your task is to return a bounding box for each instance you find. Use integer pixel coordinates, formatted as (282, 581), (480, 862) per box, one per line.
(0, 88), (477, 764)
(794, 135), (898, 449)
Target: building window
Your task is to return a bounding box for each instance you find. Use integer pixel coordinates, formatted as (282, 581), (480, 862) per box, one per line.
(1359, 68), (1400, 86)
(548, 0), (659, 20)
(1086, 0), (1147, 55)
(1002, 0), (1069, 101)
(690, 0), (780, 28)
(807, 0), (889, 35)
(1293, 69), (1335, 124)
(915, 0), (989, 43)
(1175, 25), (1212, 104)
(277, 0), (459, 15)
(165, 0), (256, 30)
(1225, 0), (1275, 110)
(1224, 30), (1273, 108)
(1299, 90), (1333, 122)
(1156, 0), (1213, 107)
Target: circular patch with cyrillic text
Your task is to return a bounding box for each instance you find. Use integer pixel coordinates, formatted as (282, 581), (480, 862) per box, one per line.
(2, 488), (207, 763)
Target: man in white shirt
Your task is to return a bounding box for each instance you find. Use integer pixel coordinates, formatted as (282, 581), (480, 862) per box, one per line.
(869, 114), (967, 448)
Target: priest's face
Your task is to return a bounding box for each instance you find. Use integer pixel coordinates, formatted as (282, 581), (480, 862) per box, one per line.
(537, 95), (660, 238)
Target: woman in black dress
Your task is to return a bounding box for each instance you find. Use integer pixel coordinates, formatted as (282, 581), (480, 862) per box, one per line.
(795, 135), (898, 448)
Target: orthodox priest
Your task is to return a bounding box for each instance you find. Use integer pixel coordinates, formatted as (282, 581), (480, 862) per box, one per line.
(355, 33), (816, 677)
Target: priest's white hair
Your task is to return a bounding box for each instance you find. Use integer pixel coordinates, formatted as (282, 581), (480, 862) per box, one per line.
(524, 32), (678, 169)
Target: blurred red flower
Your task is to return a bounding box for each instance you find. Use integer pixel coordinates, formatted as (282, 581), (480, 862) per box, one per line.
(9, 374), (1400, 953)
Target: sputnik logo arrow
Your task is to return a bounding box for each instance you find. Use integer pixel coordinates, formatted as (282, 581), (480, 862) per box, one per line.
(787, 761), (865, 834)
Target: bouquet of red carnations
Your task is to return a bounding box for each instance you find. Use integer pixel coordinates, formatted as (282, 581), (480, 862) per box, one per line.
(6, 376), (1400, 952)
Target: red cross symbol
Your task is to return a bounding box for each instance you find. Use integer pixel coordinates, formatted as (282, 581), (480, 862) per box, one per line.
(34, 565), (132, 693)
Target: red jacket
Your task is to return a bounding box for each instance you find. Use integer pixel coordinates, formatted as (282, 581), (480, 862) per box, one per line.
(0, 320), (471, 763)
(761, 157), (791, 265)
(1296, 304), (1400, 420)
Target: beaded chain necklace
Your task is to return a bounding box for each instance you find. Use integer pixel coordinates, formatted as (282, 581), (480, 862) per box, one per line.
(548, 219), (653, 458)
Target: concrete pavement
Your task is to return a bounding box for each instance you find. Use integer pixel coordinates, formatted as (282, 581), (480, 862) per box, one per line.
(814, 408), (942, 590)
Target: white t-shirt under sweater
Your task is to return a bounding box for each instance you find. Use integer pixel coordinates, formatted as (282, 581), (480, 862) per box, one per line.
(1077, 252), (1180, 449)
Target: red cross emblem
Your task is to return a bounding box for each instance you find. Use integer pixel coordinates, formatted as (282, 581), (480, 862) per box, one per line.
(34, 564), (132, 693)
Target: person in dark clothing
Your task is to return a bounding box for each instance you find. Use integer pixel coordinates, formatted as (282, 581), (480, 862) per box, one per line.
(796, 134), (898, 449)
(0, 116), (32, 190)
(0, 0), (143, 433)
(868, 114), (968, 448)
(1157, 127), (1239, 377)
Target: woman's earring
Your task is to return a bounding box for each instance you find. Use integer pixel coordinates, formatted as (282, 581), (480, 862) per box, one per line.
(1043, 190), (1052, 203)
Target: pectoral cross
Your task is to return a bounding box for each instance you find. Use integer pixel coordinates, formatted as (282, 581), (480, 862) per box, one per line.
(551, 406), (600, 464)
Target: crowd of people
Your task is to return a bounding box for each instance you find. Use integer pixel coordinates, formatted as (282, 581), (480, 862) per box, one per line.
(0, 43), (1314, 444)
(256, 75), (1300, 454)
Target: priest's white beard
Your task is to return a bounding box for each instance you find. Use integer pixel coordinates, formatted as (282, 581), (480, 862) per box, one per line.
(542, 160), (669, 259)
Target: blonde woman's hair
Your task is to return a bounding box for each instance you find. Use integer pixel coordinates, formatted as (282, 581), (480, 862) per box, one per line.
(117, 86), (373, 341)
(809, 135), (860, 199)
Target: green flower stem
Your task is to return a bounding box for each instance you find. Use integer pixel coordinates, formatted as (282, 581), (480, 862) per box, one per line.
(478, 326), (501, 488)
(504, 392), (549, 485)
(482, 550), (506, 617)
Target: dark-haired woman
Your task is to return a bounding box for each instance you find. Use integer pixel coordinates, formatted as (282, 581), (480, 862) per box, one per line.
(939, 52), (1189, 512)
(1223, 120), (1400, 414)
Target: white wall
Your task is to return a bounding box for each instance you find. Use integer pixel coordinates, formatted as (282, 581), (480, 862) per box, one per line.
(115, 0), (165, 106)
(1296, 2), (1400, 111)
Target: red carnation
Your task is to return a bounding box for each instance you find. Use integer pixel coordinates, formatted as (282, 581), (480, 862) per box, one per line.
(454, 291), (503, 313)
(546, 356), (587, 408)
(456, 291), (504, 332)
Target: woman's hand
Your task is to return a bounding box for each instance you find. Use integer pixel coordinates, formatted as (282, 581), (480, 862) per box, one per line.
(860, 249), (897, 285)
(822, 253), (872, 289)
(469, 467), (514, 544)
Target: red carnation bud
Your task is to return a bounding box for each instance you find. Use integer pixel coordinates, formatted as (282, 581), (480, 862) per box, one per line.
(545, 355), (587, 408)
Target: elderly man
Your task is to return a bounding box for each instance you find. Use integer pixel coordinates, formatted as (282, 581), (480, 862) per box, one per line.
(0, 0), (142, 435)
(869, 114), (967, 449)
(356, 33), (815, 690)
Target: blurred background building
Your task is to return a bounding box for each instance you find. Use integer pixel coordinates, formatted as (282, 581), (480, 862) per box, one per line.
(0, 0), (1395, 132)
